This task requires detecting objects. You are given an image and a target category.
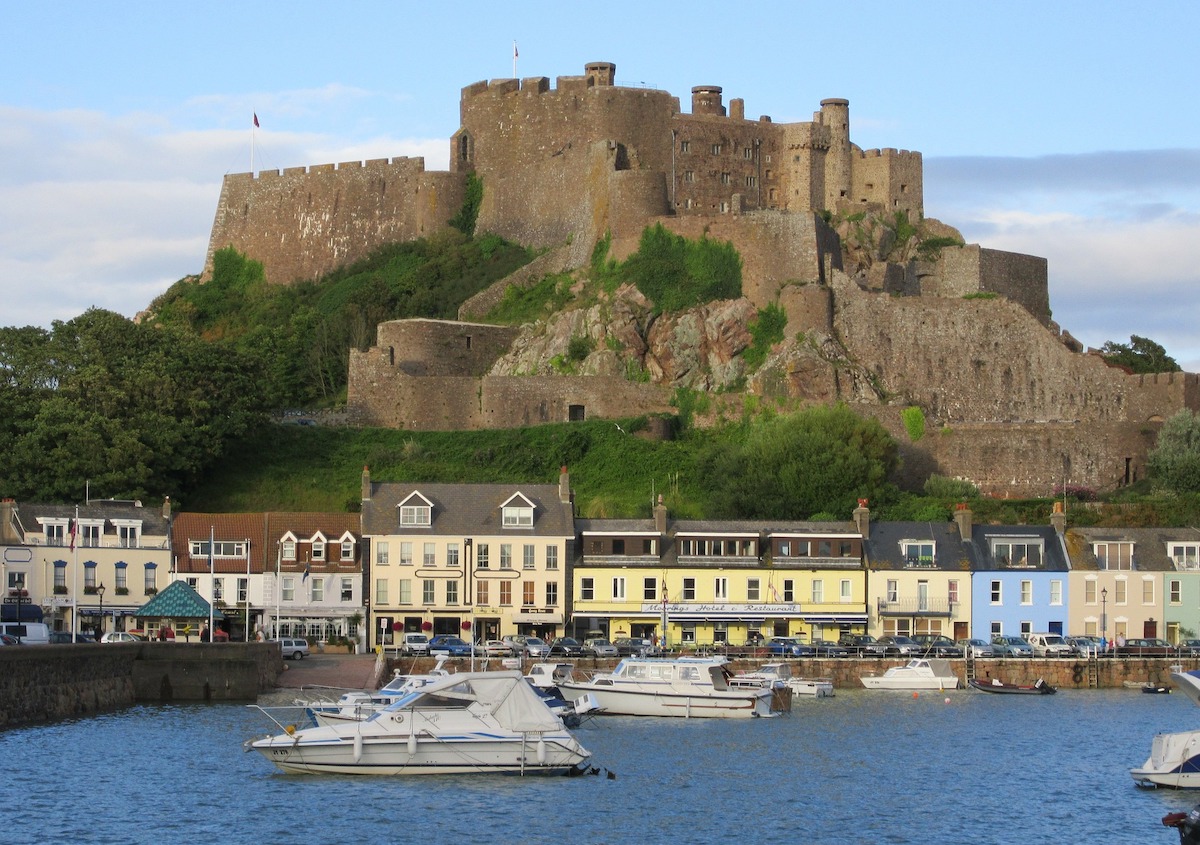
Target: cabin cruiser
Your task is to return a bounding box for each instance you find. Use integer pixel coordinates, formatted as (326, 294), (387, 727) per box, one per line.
(557, 655), (774, 718)
(860, 658), (961, 690)
(730, 661), (833, 701)
(1132, 671), (1200, 788)
(246, 670), (593, 776)
(297, 659), (454, 726)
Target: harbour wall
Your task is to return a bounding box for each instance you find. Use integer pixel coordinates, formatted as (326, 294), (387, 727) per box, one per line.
(387, 655), (1200, 691)
(0, 643), (284, 730)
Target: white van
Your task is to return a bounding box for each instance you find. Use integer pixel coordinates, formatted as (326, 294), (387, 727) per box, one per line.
(399, 632), (429, 655)
(1025, 632), (1073, 658)
(0, 622), (50, 645)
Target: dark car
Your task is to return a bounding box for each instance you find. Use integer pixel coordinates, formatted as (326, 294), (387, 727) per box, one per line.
(614, 637), (661, 657)
(1178, 639), (1200, 657)
(549, 637), (585, 657)
(810, 639), (851, 658)
(767, 637), (815, 658)
(1115, 637), (1175, 657)
(427, 635), (473, 656)
(912, 635), (963, 658)
(839, 634), (887, 657)
(49, 631), (96, 644)
(877, 635), (923, 657)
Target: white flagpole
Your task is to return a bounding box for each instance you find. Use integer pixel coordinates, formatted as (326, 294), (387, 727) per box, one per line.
(512, 41), (518, 78)
(274, 542), (281, 639)
(71, 505), (79, 637)
(251, 113), (256, 173)
(208, 525), (215, 640)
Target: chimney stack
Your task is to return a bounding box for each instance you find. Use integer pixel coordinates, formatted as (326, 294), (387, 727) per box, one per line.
(954, 503), (973, 541)
(361, 465), (371, 503)
(654, 494), (668, 535)
(559, 466), (571, 504)
(1051, 500), (1066, 534)
(162, 496), (171, 521)
(853, 498), (870, 538)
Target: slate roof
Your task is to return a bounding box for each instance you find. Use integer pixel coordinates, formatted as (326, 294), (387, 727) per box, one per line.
(969, 523), (1070, 572)
(16, 499), (171, 536)
(134, 579), (224, 619)
(864, 520), (978, 571)
(362, 482), (575, 537)
(1065, 526), (1200, 572)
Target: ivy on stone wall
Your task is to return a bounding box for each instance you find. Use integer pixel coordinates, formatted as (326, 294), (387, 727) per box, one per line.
(449, 173), (483, 236)
(901, 405), (926, 442)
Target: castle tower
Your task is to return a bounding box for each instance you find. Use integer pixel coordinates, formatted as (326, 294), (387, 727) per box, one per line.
(585, 61), (616, 87)
(820, 98), (851, 211)
(691, 85), (726, 116)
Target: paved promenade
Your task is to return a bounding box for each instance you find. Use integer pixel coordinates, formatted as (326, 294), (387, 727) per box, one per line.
(274, 652), (383, 690)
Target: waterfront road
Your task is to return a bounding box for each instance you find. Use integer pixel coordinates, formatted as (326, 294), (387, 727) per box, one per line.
(275, 651), (382, 690)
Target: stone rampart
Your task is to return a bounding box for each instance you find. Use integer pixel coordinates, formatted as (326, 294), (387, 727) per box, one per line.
(928, 245), (1050, 324)
(203, 157), (465, 284)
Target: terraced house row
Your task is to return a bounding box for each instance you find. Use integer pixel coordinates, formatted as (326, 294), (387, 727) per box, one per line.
(2, 470), (1199, 648)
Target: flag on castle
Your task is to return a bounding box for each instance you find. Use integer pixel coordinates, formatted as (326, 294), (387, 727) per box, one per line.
(513, 41), (518, 59)
(253, 112), (260, 128)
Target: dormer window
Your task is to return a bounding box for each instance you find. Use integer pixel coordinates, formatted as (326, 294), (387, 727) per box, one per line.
(1095, 541), (1133, 570)
(993, 539), (1043, 568)
(398, 492), (433, 527)
(501, 493), (535, 528)
(1170, 543), (1200, 570)
(311, 539), (326, 561)
(282, 540), (296, 560)
(902, 541), (935, 567)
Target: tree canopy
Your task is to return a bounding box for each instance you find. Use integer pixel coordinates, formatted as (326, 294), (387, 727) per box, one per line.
(0, 309), (267, 501)
(1100, 335), (1180, 374)
(700, 404), (899, 519)
(1148, 410), (1200, 494)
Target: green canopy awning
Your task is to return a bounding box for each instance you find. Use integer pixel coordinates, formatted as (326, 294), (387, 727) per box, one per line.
(134, 580), (225, 619)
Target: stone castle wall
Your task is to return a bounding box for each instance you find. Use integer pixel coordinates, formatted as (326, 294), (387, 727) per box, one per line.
(927, 245), (1051, 324)
(203, 157), (465, 283)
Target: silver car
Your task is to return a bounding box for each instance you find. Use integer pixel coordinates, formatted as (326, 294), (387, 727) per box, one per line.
(957, 638), (995, 658)
(583, 638), (619, 658)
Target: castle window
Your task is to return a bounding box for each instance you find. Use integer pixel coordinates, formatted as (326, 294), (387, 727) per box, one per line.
(743, 147), (753, 160)
(901, 184), (908, 193)
(711, 143), (722, 155)
(720, 172), (730, 185)
(465, 335), (472, 350)
(679, 140), (690, 153)
(719, 202), (729, 213)
(764, 154), (771, 163)
(568, 404), (585, 421)
(683, 170), (694, 183)
(744, 175), (756, 188)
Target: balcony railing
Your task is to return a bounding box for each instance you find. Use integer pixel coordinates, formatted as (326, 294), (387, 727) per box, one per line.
(877, 598), (957, 616)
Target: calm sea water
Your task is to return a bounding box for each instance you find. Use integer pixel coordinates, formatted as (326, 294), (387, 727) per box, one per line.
(3, 687), (1197, 843)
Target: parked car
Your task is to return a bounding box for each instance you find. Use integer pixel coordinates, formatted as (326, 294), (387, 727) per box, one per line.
(503, 635), (551, 657)
(767, 637), (815, 658)
(272, 637), (310, 660)
(613, 637), (661, 657)
(991, 635), (1034, 657)
(476, 639), (514, 657)
(877, 635), (923, 657)
(100, 631), (145, 643)
(49, 631), (96, 644)
(1178, 639), (1200, 657)
(1066, 635), (1103, 656)
(912, 635), (963, 658)
(810, 639), (851, 658)
(427, 635), (473, 656)
(583, 638), (619, 658)
(1115, 637), (1175, 657)
(957, 638), (995, 658)
(839, 634), (887, 657)
(1025, 632), (1074, 658)
(398, 632), (429, 655)
(549, 637), (585, 657)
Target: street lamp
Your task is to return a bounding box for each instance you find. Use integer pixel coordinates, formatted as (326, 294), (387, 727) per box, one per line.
(97, 583), (106, 639)
(1101, 587), (1108, 648)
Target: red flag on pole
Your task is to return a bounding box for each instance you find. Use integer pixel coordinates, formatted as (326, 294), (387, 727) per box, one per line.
(253, 112), (260, 128)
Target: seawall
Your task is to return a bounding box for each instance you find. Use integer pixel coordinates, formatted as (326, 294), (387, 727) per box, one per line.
(0, 643), (284, 730)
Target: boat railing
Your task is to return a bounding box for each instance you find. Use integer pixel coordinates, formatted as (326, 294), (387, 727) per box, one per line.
(245, 703), (318, 734)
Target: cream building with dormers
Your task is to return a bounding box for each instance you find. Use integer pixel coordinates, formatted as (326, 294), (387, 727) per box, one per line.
(359, 467), (577, 649)
(0, 497), (172, 637)
(571, 499), (868, 648)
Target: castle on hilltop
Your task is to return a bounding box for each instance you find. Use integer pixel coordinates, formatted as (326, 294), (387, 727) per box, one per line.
(202, 62), (1199, 497)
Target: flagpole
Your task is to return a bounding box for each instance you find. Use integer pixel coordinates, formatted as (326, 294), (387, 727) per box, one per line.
(512, 41), (518, 78)
(71, 505), (79, 637)
(208, 525), (215, 641)
(251, 112), (257, 173)
(274, 542), (281, 639)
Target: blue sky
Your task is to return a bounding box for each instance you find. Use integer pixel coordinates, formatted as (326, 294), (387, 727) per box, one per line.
(3, 1), (1198, 369)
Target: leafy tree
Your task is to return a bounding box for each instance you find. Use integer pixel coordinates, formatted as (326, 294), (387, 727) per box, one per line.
(1100, 335), (1180, 374)
(619, 224), (742, 312)
(701, 404), (899, 519)
(1148, 410), (1200, 493)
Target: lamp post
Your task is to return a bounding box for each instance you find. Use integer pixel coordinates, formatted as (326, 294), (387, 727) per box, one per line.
(1101, 587), (1108, 650)
(97, 583), (106, 639)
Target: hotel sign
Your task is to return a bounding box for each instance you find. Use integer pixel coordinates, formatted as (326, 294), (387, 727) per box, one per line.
(640, 602), (803, 615)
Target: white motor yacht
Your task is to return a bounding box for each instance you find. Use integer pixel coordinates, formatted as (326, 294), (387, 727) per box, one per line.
(860, 658), (960, 690)
(1132, 671), (1200, 788)
(246, 669), (593, 775)
(558, 655), (774, 718)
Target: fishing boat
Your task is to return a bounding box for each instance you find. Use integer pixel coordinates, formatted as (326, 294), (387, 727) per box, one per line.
(860, 658), (960, 690)
(967, 677), (1056, 695)
(245, 669), (594, 776)
(1132, 671), (1200, 788)
(557, 655), (774, 718)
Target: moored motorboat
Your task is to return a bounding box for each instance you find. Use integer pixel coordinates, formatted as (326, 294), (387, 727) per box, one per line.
(732, 662), (833, 700)
(861, 658), (960, 691)
(246, 669), (593, 775)
(1132, 671), (1200, 788)
(967, 677), (1056, 695)
(558, 655), (774, 718)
